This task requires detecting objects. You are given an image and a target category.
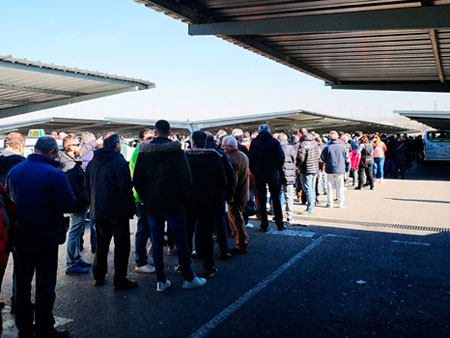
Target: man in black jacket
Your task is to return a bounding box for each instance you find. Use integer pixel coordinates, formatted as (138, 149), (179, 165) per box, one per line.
(185, 130), (226, 277)
(85, 134), (137, 291)
(60, 134), (91, 275)
(279, 133), (296, 222)
(297, 133), (320, 215)
(134, 120), (206, 292)
(248, 124), (285, 231)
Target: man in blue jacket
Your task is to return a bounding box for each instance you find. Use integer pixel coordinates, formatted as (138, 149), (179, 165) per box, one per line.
(320, 131), (349, 208)
(7, 136), (76, 338)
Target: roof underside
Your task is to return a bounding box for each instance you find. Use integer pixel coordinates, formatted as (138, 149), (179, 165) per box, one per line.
(396, 110), (450, 129)
(133, 0), (450, 92)
(0, 55), (154, 119)
(0, 110), (411, 137)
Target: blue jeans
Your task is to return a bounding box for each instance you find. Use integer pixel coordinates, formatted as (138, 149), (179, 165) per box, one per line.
(147, 210), (195, 283)
(300, 173), (317, 212)
(66, 211), (88, 269)
(135, 203), (151, 267)
(89, 207), (96, 252)
(373, 157), (385, 179)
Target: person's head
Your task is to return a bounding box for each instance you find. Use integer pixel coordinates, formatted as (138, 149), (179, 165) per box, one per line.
(58, 132), (67, 140)
(329, 130), (339, 141)
(50, 131), (59, 139)
(360, 136), (369, 144)
(191, 130), (207, 149)
(373, 134), (381, 146)
(103, 133), (121, 152)
(279, 133), (288, 142)
(35, 136), (59, 160)
(155, 120), (170, 138)
(258, 124), (270, 134)
(4, 132), (25, 155)
(315, 136), (322, 144)
(63, 133), (81, 156)
(205, 131), (215, 143)
(81, 132), (95, 144)
(222, 135), (238, 154)
(138, 128), (153, 142)
(232, 128), (244, 142)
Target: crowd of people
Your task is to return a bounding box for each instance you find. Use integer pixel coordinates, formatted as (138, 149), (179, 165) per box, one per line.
(0, 121), (424, 337)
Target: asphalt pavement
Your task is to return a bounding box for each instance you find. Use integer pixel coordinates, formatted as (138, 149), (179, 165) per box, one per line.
(1, 162), (449, 338)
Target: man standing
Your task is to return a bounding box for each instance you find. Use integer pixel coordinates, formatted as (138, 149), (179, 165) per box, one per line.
(59, 134), (92, 275)
(248, 124), (285, 231)
(85, 134), (138, 291)
(279, 133), (297, 222)
(320, 131), (349, 208)
(185, 130), (226, 277)
(134, 120), (206, 292)
(129, 128), (155, 274)
(297, 133), (320, 215)
(0, 132), (25, 185)
(8, 136), (75, 338)
(222, 136), (250, 253)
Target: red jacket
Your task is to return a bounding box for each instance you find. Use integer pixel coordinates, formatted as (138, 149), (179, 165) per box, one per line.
(0, 184), (15, 270)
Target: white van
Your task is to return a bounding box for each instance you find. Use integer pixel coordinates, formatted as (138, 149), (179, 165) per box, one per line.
(424, 130), (450, 161)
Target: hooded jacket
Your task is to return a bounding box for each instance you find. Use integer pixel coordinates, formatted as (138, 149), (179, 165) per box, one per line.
(185, 148), (226, 209)
(85, 147), (135, 220)
(59, 152), (89, 212)
(249, 131), (285, 180)
(206, 140), (235, 203)
(297, 133), (320, 175)
(0, 149), (25, 186)
(7, 154), (76, 248)
(320, 140), (349, 174)
(133, 138), (192, 215)
(280, 140), (297, 184)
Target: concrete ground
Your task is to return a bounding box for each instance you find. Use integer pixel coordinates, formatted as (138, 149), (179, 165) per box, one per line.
(1, 162), (449, 338)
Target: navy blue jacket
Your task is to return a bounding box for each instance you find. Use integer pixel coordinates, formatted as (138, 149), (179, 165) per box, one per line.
(320, 141), (349, 174)
(249, 132), (285, 180)
(7, 154), (76, 248)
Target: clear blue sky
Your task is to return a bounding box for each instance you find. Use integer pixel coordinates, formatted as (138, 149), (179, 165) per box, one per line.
(1, 0), (449, 124)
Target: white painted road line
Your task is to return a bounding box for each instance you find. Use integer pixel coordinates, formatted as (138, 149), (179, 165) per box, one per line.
(189, 236), (326, 338)
(391, 240), (431, 246)
(267, 229), (315, 238)
(325, 234), (359, 240)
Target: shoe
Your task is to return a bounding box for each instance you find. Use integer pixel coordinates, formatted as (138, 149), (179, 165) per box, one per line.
(286, 217), (294, 222)
(326, 204), (333, 208)
(380, 178), (385, 183)
(135, 264), (155, 273)
(114, 278), (139, 291)
(204, 266), (219, 278)
(338, 205), (346, 209)
(167, 246), (177, 256)
(277, 224), (286, 231)
(219, 252), (232, 260)
(36, 328), (70, 338)
(91, 247), (96, 254)
(183, 276), (207, 289)
(174, 264), (182, 273)
(259, 226), (268, 232)
(65, 266), (89, 275)
(77, 259), (92, 268)
(370, 186), (374, 190)
(156, 279), (172, 292)
(93, 279), (105, 287)
(245, 223), (254, 228)
(230, 247), (248, 254)
(354, 187), (361, 190)
(191, 250), (202, 258)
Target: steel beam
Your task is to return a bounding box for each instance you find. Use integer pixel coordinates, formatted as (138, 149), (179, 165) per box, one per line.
(0, 83), (80, 97)
(330, 82), (450, 93)
(189, 5), (450, 36)
(140, 0), (208, 23)
(0, 87), (142, 119)
(429, 29), (446, 83)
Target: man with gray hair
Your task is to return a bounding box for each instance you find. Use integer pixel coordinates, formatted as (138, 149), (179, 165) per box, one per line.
(320, 131), (349, 208)
(222, 135), (250, 253)
(8, 136), (76, 338)
(249, 124), (285, 231)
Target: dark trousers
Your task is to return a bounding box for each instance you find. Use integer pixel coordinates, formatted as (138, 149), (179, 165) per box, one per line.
(186, 207), (215, 270)
(358, 162), (374, 189)
(15, 245), (58, 336)
(256, 176), (283, 228)
(148, 210), (195, 283)
(135, 203), (151, 267)
(93, 218), (130, 284)
(215, 208), (229, 256)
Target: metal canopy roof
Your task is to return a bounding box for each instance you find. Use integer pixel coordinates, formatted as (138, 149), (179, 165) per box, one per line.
(0, 110), (411, 137)
(133, 0), (450, 92)
(396, 110), (450, 129)
(0, 55), (155, 119)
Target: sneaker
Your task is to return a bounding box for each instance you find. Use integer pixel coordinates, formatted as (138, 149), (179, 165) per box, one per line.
(135, 264), (155, 273)
(338, 205), (346, 209)
(204, 266), (219, 278)
(286, 217), (294, 223)
(156, 279), (172, 292)
(380, 178), (385, 183)
(183, 276), (207, 289)
(245, 223), (254, 228)
(77, 259), (92, 268)
(65, 266), (89, 275)
(114, 278), (139, 291)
